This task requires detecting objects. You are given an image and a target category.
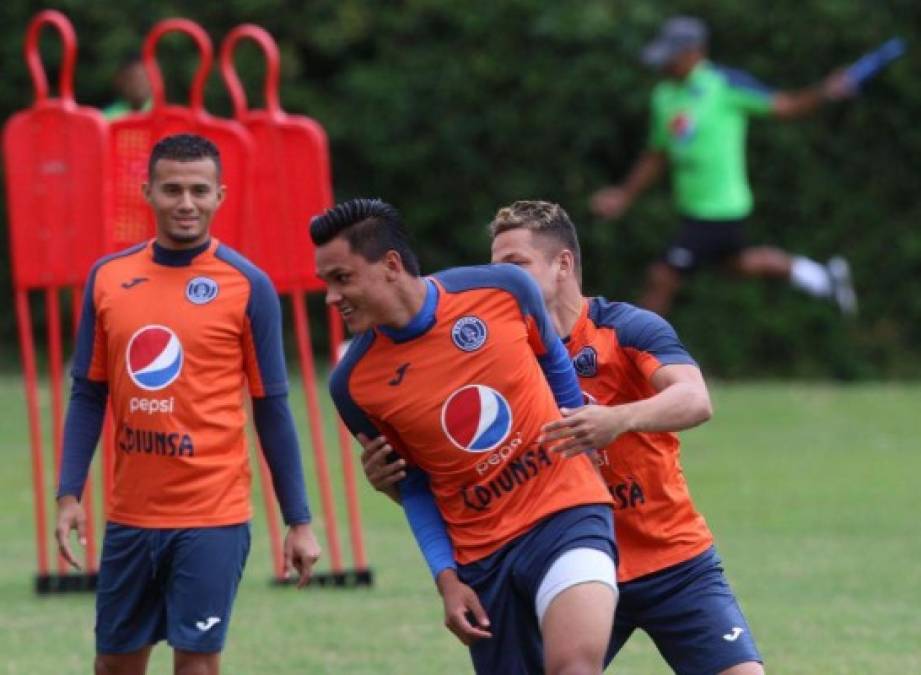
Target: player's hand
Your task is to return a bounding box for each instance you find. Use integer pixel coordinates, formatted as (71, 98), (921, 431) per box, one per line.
(822, 68), (857, 101)
(284, 522), (322, 588)
(55, 495), (87, 570)
(436, 568), (492, 646)
(358, 433), (405, 501)
(540, 405), (633, 457)
(590, 185), (631, 220)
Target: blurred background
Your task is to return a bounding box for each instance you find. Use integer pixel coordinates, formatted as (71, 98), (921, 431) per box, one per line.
(1, 0), (919, 378)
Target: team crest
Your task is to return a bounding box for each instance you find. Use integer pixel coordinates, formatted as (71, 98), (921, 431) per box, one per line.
(573, 346), (598, 377)
(186, 276), (218, 305)
(451, 316), (488, 352)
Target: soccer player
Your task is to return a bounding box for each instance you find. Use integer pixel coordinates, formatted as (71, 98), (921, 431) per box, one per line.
(313, 198), (618, 675)
(55, 133), (320, 675)
(363, 201), (765, 674)
(590, 15), (857, 317)
(102, 54), (152, 120)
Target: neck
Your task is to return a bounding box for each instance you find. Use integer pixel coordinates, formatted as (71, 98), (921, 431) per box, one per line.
(383, 276), (428, 329)
(155, 233), (210, 251)
(547, 279), (584, 338)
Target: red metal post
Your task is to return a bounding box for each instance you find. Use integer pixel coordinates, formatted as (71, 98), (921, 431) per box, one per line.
(291, 291), (343, 572)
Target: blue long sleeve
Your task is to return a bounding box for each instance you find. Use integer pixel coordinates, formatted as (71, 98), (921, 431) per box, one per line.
(57, 377), (108, 499)
(398, 467), (456, 579)
(252, 394), (312, 525)
(538, 337), (585, 410)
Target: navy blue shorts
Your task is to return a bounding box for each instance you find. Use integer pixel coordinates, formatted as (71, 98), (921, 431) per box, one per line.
(607, 546), (762, 675)
(457, 504), (617, 675)
(95, 522), (251, 655)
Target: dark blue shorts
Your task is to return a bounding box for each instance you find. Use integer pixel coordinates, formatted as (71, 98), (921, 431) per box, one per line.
(457, 504), (617, 675)
(95, 522), (251, 655)
(607, 546), (762, 675)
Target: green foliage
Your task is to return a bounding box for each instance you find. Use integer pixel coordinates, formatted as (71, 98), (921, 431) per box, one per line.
(2, 1), (919, 376)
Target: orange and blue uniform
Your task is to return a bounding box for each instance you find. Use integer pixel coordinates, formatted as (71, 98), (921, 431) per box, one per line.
(568, 297), (711, 582)
(568, 297), (761, 673)
(331, 265), (616, 674)
(58, 238), (310, 654)
(331, 265), (612, 564)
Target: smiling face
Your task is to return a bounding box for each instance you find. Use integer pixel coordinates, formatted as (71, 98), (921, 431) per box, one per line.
(490, 228), (562, 307)
(143, 157), (225, 249)
(315, 236), (399, 333)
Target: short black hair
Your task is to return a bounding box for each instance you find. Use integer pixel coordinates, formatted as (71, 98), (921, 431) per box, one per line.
(310, 198), (421, 276)
(148, 133), (221, 181)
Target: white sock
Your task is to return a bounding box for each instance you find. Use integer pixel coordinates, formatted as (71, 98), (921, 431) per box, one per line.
(790, 256), (832, 297)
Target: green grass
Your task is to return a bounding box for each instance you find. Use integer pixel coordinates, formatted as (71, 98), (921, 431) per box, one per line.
(1, 374), (919, 674)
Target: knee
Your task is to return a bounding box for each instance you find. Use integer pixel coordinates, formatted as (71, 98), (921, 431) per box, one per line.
(547, 657), (603, 675)
(174, 652), (219, 675)
(94, 657), (112, 675)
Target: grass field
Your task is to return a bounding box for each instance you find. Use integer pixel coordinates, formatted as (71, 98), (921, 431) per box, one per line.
(1, 373), (919, 674)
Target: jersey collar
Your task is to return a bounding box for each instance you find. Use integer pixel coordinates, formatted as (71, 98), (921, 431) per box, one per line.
(151, 238), (213, 267)
(377, 277), (439, 343)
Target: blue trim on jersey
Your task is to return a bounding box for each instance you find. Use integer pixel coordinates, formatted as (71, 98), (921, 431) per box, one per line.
(58, 377), (108, 499)
(328, 330), (381, 439)
(71, 242), (147, 379)
(252, 395), (312, 524)
(152, 240), (210, 267)
(538, 340), (586, 409)
(399, 467), (456, 578)
(434, 264), (558, 354)
(214, 244), (288, 397)
(714, 64), (775, 96)
(588, 298), (697, 367)
(329, 330), (455, 578)
(377, 278), (439, 342)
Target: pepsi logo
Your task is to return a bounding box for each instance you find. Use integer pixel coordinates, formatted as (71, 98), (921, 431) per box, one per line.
(126, 325), (183, 391)
(669, 111), (696, 142)
(441, 384), (513, 452)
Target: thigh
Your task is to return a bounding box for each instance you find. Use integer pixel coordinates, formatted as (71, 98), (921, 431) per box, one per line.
(459, 558), (544, 675)
(164, 523), (251, 654)
(96, 524), (166, 655)
(542, 580), (616, 675)
(639, 556), (762, 675)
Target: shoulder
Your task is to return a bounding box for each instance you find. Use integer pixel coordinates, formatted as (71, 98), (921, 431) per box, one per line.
(711, 63), (774, 95)
(329, 331), (376, 402)
(588, 298), (674, 344)
(213, 243), (272, 288)
(435, 263), (540, 304)
(88, 241), (148, 288)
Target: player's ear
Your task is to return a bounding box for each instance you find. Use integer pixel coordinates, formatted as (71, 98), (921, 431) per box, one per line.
(141, 181), (152, 205)
(216, 184), (227, 207)
(558, 249), (575, 277)
(382, 249), (404, 278)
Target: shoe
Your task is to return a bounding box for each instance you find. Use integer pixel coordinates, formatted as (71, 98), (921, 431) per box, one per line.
(827, 256), (857, 316)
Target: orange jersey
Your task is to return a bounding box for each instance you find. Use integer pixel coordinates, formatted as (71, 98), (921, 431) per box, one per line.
(568, 298), (713, 581)
(331, 265), (612, 564)
(71, 239), (288, 527)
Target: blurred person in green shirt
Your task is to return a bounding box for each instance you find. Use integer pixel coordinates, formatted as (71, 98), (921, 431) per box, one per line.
(102, 54), (151, 120)
(591, 16), (857, 317)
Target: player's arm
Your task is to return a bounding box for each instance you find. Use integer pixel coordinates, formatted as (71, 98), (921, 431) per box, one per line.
(244, 271), (320, 587)
(541, 306), (711, 455)
(590, 91), (668, 221)
(772, 69), (854, 119)
(56, 268), (108, 570)
(590, 150), (667, 221)
(719, 64), (854, 121)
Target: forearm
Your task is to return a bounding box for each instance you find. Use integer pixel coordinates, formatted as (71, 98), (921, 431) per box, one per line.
(253, 395), (312, 525)
(399, 468), (456, 579)
(623, 151), (666, 198)
(772, 85), (828, 119)
(614, 381), (712, 434)
(57, 378), (107, 499)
